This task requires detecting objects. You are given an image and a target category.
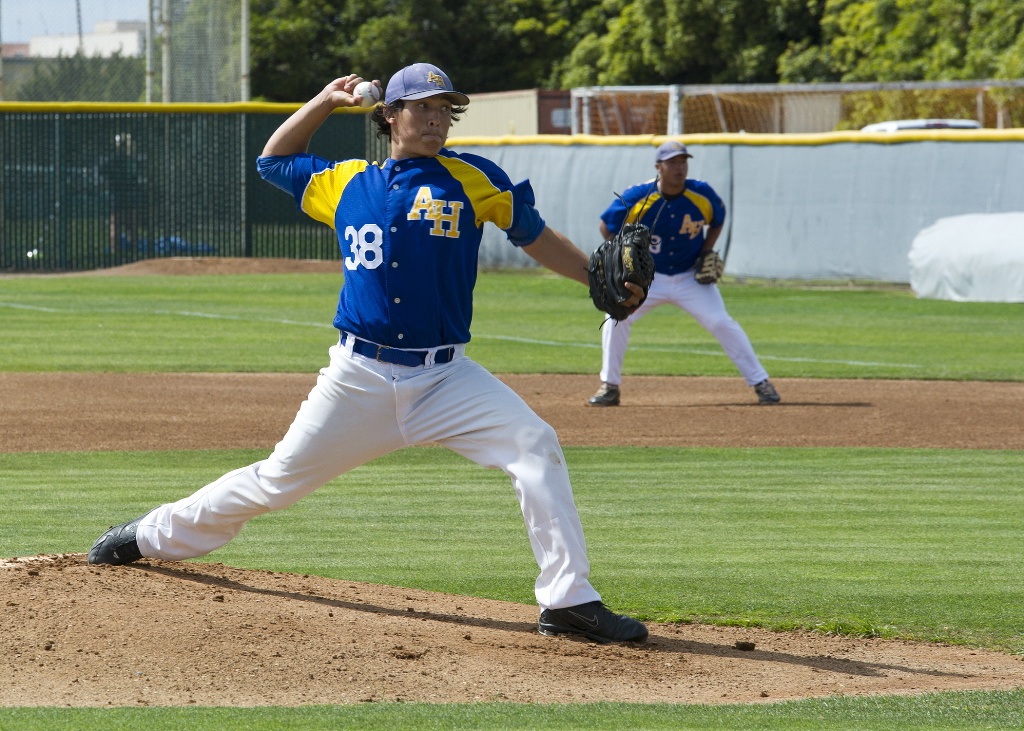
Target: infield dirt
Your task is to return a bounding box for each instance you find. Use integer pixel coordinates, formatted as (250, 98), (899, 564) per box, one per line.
(2, 257), (1022, 707)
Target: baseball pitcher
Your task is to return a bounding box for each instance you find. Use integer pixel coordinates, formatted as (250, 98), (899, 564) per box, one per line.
(88, 63), (648, 645)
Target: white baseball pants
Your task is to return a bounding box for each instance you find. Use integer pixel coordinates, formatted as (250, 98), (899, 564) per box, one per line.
(135, 338), (602, 610)
(600, 269), (770, 387)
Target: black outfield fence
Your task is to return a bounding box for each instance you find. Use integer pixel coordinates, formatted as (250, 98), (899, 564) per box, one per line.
(1, 103), (371, 272)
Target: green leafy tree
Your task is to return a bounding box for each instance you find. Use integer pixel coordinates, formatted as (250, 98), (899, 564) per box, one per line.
(251, 0), (592, 100)
(13, 52), (145, 102)
(964, 1), (1024, 79)
(556, 0), (825, 86)
(779, 0), (1024, 82)
(250, 0), (350, 101)
(776, 1), (1024, 126)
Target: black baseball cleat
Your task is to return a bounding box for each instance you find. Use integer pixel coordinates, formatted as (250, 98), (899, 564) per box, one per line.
(754, 379), (781, 404)
(539, 601), (648, 644)
(88, 515), (146, 565)
(587, 383), (620, 407)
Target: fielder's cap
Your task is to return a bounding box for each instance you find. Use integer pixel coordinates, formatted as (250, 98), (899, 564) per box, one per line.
(384, 63), (469, 106)
(656, 140), (693, 162)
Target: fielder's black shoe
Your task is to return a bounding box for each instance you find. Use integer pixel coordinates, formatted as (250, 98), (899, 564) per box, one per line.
(538, 601), (648, 644)
(754, 379), (781, 404)
(587, 383), (620, 407)
(88, 515), (145, 565)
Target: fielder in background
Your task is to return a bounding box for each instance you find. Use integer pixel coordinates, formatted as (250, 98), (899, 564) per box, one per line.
(88, 63), (648, 645)
(587, 140), (781, 407)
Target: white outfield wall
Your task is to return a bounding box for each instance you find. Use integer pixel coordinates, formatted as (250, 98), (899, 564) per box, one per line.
(448, 130), (1024, 282)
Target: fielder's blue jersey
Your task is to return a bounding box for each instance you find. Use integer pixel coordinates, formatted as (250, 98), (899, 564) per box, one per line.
(258, 149), (545, 349)
(600, 179), (725, 275)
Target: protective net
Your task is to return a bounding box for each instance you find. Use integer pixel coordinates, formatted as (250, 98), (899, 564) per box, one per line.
(1, 0), (244, 103)
(572, 82), (1024, 135)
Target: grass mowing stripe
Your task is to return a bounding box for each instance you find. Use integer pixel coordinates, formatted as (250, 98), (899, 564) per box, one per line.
(3, 446), (1022, 651)
(472, 332), (924, 368)
(1, 300), (336, 330)
(1, 272), (1020, 378)
(2, 690), (1024, 730)
(0, 298), (924, 369)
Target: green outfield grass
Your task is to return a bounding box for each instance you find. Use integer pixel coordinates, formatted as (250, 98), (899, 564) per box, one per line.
(0, 270), (1020, 379)
(3, 690), (1024, 730)
(4, 447), (1024, 652)
(1, 269), (1022, 729)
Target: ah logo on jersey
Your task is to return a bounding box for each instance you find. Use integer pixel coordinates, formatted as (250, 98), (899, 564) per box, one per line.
(427, 71), (445, 87)
(679, 214), (705, 239)
(408, 186), (463, 238)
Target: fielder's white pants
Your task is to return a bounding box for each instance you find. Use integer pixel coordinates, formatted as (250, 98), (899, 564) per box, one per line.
(135, 339), (601, 610)
(600, 269), (770, 387)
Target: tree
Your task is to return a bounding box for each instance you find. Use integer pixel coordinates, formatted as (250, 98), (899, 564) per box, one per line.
(778, 0), (1024, 82)
(553, 0), (826, 87)
(13, 52), (145, 102)
(964, 1), (1024, 79)
(250, 0), (351, 101)
(775, 1), (1024, 127)
(250, 0), (624, 100)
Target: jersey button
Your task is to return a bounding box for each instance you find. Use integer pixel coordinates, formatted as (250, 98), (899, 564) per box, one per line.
(392, 184), (399, 190)
(391, 261), (398, 268)
(393, 298), (401, 304)
(397, 333), (404, 340)
(390, 226), (397, 232)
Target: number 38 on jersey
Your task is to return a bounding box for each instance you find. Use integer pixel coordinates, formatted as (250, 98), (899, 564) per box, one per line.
(343, 224), (384, 271)
(343, 186), (465, 271)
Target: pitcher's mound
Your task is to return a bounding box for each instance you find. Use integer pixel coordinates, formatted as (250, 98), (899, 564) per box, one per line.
(3, 554), (1023, 707)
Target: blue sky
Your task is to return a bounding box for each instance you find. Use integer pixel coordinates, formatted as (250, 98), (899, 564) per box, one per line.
(2, 0), (147, 43)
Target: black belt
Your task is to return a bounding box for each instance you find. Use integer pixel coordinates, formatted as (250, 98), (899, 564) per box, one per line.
(343, 334), (456, 367)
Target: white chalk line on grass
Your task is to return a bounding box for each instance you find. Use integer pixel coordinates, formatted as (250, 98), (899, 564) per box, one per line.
(0, 302), (923, 369)
(0, 302), (64, 313)
(475, 333), (923, 368)
(0, 302), (335, 329)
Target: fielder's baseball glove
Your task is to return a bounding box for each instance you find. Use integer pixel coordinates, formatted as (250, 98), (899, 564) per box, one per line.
(588, 222), (655, 321)
(693, 249), (724, 285)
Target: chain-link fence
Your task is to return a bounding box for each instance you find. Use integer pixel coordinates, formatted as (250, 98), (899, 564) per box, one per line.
(1, 0), (245, 103)
(1, 105), (368, 272)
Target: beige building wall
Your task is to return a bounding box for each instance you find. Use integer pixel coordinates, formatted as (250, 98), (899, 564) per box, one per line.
(453, 89), (572, 137)
(455, 90), (540, 136)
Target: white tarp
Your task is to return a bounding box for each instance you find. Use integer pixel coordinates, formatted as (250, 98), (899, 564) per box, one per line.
(908, 213), (1024, 302)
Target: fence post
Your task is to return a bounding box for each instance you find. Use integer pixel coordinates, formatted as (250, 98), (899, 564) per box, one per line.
(241, 112), (251, 257)
(240, 0), (250, 102)
(55, 114), (67, 269)
(667, 85), (682, 135)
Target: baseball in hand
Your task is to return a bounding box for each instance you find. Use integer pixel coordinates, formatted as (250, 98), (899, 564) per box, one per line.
(353, 81), (380, 107)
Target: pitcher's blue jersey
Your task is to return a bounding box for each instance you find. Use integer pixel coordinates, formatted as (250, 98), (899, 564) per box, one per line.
(600, 179), (725, 275)
(258, 149), (545, 348)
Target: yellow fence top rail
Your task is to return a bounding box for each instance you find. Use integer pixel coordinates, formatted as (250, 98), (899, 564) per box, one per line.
(0, 102), (368, 115)
(448, 129), (1024, 147)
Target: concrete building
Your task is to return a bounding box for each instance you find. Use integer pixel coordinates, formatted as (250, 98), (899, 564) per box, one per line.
(29, 21), (145, 58)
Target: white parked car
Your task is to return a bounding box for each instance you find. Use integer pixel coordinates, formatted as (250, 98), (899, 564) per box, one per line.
(860, 118), (982, 132)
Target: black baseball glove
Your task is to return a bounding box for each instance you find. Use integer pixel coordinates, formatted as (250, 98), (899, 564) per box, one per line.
(693, 249), (724, 285)
(588, 222), (656, 321)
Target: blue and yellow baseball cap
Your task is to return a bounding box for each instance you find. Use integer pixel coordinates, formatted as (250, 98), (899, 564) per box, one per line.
(655, 140), (693, 161)
(384, 63), (470, 106)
